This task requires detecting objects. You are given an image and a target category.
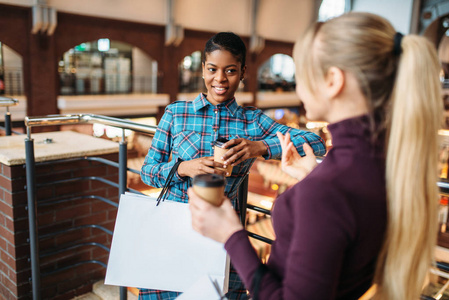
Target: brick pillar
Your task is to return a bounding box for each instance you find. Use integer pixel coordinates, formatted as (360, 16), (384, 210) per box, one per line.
(0, 152), (120, 299)
(0, 163), (29, 299)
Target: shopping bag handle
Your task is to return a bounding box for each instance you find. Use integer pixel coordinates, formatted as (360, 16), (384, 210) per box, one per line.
(156, 157), (184, 206)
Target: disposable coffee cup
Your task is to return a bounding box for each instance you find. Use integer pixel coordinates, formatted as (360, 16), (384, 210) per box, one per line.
(214, 138), (234, 176)
(192, 174), (226, 206)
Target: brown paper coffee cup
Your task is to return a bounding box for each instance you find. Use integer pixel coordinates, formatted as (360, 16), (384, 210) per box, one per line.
(192, 174), (225, 206)
(214, 138), (233, 176)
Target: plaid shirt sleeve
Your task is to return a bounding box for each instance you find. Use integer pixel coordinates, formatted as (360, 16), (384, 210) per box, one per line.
(254, 111), (326, 160)
(140, 106), (186, 188)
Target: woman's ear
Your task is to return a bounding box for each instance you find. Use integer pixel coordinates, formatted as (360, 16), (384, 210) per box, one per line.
(241, 65), (247, 81)
(325, 66), (345, 99)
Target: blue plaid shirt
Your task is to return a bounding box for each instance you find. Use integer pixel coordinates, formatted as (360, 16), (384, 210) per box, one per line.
(141, 93), (326, 205)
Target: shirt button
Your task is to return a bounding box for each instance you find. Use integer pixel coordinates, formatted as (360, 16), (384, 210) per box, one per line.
(215, 111), (218, 114)
(213, 129), (217, 132)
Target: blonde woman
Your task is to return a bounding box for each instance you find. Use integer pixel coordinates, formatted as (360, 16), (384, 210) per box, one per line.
(188, 12), (443, 300)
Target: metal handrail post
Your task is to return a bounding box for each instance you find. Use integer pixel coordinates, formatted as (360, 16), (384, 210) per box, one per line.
(238, 175), (249, 226)
(118, 129), (128, 300)
(5, 107), (11, 136)
(0, 96), (18, 136)
(25, 131), (41, 300)
(119, 129), (128, 197)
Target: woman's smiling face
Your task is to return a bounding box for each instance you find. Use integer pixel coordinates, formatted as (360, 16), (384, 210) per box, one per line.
(202, 49), (245, 105)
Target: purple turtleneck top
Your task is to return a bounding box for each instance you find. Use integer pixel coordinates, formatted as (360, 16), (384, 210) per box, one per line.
(225, 115), (387, 299)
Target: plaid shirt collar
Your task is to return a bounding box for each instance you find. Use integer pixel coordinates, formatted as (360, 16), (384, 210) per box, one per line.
(193, 93), (239, 116)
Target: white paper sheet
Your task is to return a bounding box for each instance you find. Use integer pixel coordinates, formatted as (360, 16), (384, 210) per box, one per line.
(105, 193), (229, 293)
(175, 275), (224, 300)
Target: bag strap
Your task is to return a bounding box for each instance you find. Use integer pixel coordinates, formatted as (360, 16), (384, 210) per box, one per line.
(156, 157), (184, 206)
(251, 263), (268, 300)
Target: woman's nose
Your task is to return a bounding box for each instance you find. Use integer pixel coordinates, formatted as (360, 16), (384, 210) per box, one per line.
(215, 70), (227, 82)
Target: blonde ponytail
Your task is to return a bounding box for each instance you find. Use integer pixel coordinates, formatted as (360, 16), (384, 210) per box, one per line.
(374, 35), (443, 300)
(294, 12), (444, 300)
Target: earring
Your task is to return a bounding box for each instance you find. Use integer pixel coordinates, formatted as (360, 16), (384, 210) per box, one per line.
(202, 76), (204, 79)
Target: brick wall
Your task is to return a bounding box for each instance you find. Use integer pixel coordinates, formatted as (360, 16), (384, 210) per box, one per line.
(0, 152), (120, 299)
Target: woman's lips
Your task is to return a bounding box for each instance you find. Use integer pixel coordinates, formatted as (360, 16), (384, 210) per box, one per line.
(213, 86), (228, 95)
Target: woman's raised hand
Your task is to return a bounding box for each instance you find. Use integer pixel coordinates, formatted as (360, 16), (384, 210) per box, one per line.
(177, 157), (227, 178)
(188, 188), (243, 244)
(277, 131), (318, 182)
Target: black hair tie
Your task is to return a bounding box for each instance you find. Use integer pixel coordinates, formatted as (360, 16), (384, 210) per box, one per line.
(393, 32), (404, 56)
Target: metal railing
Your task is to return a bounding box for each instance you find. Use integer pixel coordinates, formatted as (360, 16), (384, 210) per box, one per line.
(0, 96), (19, 135)
(24, 113), (157, 137)
(24, 114), (157, 300)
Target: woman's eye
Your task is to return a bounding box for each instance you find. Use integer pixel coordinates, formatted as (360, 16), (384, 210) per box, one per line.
(226, 69), (237, 74)
(208, 68), (216, 72)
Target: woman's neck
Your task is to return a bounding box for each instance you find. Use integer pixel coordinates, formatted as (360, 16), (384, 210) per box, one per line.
(325, 72), (369, 124)
(326, 100), (369, 124)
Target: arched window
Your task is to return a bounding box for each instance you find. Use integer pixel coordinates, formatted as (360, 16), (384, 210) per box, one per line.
(0, 41), (26, 124)
(0, 42), (24, 96)
(179, 51), (204, 93)
(59, 39), (158, 95)
(318, 0), (347, 22)
(258, 54), (295, 92)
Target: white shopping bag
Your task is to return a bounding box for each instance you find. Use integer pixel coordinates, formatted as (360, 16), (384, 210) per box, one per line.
(176, 275), (227, 300)
(105, 192), (230, 293)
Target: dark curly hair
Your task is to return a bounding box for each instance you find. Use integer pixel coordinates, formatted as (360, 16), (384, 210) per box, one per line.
(203, 32), (246, 70)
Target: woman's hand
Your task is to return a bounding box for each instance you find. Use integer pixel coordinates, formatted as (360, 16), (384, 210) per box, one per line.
(277, 132), (318, 181)
(188, 188), (243, 244)
(177, 157), (227, 178)
(221, 139), (267, 167)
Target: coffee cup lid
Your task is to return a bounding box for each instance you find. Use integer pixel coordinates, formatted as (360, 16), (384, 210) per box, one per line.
(192, 174), (225, 187)
(214, 137), (236, 148)
(214, 137), (228, 148)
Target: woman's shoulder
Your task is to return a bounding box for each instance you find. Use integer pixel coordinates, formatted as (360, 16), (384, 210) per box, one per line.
(165, 100), (193, 111)
(276, 168), (357, 232)
(239, 105), (261, 113)
(280, 161), (351, 211)
(281, 152), (384, 213)
(289, 167), (341, 198)
(234, 105), (265, 119)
